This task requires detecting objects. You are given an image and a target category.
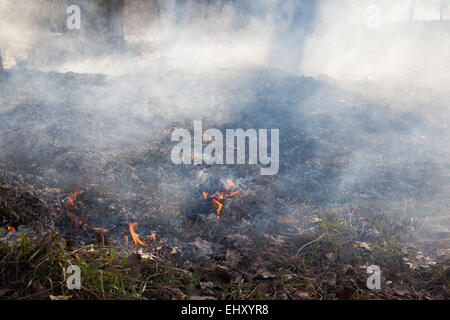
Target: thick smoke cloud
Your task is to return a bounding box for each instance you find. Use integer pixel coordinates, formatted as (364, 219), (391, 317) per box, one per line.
(301, 0), (450, 105)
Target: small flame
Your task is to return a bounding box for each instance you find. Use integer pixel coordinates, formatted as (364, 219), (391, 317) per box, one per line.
(7, 226), (17, 232)
(128, 222), (147, 246)
(211, 198), (223, 217)
(124, 235), (129, 244)
(192, 153), (202, 166)
(226, 190), (240, 198)
(66, 189), (83, 229)
(68, 189), (80, 208)
(226, 179), (236, 190)
(203, 179), (239, 218)
(151, 232), (157, 243)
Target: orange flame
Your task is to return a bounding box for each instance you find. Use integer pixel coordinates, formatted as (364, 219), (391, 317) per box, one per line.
(68, 189), (80, 208)
(226, 190), (240, 198)
(66, 189), (83, 229)
(124, 235), (129, 244)
(151, 232), (157, 243)
(212, 198), (223, 217)
(192, 153), (202, 166)
(226, 179), (236, 190)
(128, 222), (147, 246)
(203, 179), (239, 218)
(7, 226), (17, 232)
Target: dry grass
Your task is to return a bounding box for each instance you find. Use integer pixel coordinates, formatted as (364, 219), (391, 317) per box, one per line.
(0, 230), (194, 300)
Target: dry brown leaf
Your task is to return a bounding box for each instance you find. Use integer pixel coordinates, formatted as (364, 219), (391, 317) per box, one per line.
(190, 296), (217, 300)
(215, 265), (232, 283)
(50, 295), (73, 300)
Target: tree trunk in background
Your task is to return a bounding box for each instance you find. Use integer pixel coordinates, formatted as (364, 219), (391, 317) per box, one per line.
(441, 0), (448, 21)
(409, 0), (417, 22)
(69, 0), (125, 52)
(0, 52), (3, 73)
(102, 0), (125, 50)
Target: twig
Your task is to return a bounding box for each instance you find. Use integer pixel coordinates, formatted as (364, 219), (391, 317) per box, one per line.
(99, 270), (105, 300)
(292, 233), (326, 261)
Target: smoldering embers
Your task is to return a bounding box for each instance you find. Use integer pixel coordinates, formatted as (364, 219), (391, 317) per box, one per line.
(171, 121), (279, 175)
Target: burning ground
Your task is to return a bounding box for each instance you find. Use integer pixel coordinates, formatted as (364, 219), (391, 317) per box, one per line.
(0, 63), (448, 299)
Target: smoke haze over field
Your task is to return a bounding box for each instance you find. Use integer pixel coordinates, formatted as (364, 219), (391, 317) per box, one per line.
(2, 0), (449, 99)
(0, 0), (449, 240)
(301, 0), (450, 106)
